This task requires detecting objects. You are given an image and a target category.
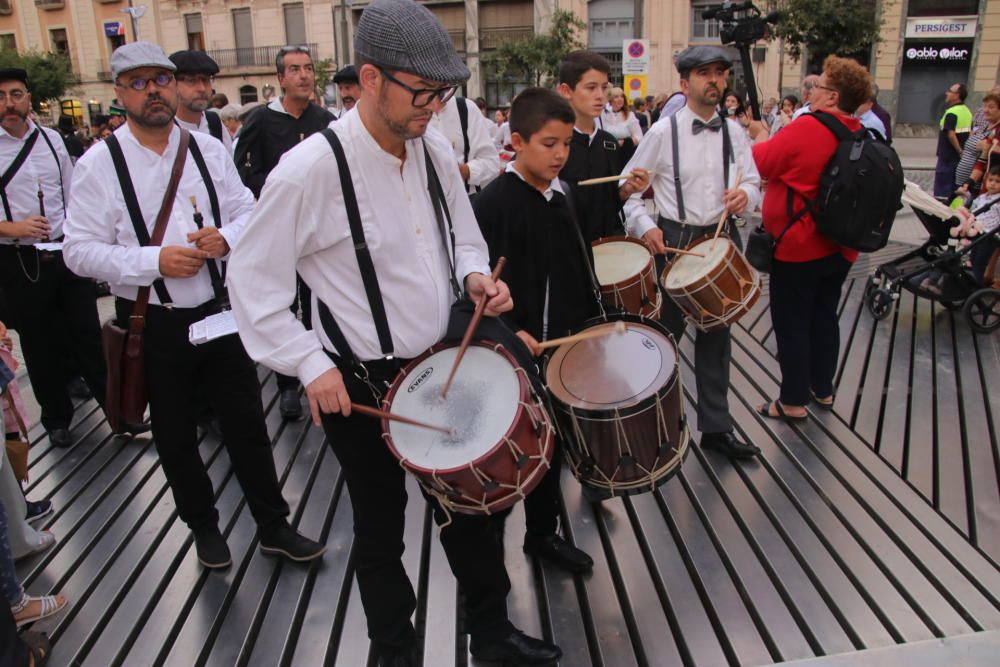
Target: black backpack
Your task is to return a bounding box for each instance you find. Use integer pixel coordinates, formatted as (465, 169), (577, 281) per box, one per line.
(792, 111), (904, 252)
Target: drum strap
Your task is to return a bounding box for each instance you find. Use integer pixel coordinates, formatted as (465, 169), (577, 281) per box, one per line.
(316, 128), (395, 364)
(558, 180), (605, 311)
(422, 142), (462, 301)
(670, 114), (734, 224)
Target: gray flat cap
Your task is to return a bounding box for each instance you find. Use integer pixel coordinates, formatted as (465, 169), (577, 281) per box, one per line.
(355, 0), (470, 85)
(111, 41), (176, 79)
(675, 46), (733, 74)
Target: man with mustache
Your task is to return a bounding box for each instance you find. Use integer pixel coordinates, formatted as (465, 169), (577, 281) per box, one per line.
(170, 50), (232, 153)
(621, 46), (763, 460)
(332, 64), (360, 118)
(0, 68), (115, 449)
(234, 44), (334, 422)
(227, 1), (562, 664)
(63, 42), (326, 570)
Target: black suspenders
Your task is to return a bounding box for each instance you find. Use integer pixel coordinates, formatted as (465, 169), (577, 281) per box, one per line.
(669, 113), (734, 224)
(0, 129), (39, 222)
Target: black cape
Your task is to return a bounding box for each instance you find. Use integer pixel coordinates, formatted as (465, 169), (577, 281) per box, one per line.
(559, 127), (627, 243)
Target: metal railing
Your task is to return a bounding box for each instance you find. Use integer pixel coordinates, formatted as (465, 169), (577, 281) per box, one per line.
(205, 43), (317, 70)
(35, 0), (65, 8)
(480, 26), (533, 50)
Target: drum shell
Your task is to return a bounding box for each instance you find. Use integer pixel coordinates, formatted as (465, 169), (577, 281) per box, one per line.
(661, 234), (761, 332)
(592, 236), (662, 319)
(382, 340), (554, 515)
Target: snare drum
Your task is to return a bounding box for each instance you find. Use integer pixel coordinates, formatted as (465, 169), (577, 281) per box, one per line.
(545, 314), (689, 499)
(382, 340), (554, 515)
(592, 236), (662, 319)
(661, 234), (761, 332)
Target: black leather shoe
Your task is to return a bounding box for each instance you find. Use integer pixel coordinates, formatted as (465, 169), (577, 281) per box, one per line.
(48, 428), (72, 448)
(523, 533), (594, 573)
(259, 521), (326, 562)
(67, 377), (92, 399)
(194, 526), (232, 569)
(471, 629), (562, 665)
(701, 431), (760, 460)
(377, 647), (417, 667)
(119, 421), (152, 436)
(279, 388), (303, 421)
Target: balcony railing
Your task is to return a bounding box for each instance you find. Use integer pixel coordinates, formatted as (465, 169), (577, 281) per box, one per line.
(35, 0), (64, 9)
(480, 26), (533, 50)
(204, 43), (317, 70)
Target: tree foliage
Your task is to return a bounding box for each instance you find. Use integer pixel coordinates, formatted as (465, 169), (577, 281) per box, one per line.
(769, 0), (884, 63)
(0, 49), (74, 110)
(484, 10), (586, 86)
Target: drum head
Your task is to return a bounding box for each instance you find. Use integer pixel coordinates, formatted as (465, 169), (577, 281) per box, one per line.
(662, 237), (732, 289)
(593, 239), (651, 285)
(388, 346), (520, 471)
(546, 320), (676, 411)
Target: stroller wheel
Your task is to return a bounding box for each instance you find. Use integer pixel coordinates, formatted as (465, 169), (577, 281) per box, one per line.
(964, 288), (1000, 334)
(866, 287), (894, 321)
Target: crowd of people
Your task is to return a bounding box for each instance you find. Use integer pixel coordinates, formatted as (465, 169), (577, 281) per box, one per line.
(0, 0), (995, 664)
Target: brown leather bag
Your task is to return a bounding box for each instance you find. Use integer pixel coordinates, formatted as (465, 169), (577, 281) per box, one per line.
(3, 389), (29, 481)
(102, 130), (191, 433)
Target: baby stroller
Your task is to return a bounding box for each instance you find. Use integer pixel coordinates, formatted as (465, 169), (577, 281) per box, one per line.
(864, 205), (1000, 334)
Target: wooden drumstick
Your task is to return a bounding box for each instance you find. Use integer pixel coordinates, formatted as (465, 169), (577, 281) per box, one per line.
(439, 257), (507, 399)
(536, 320), (627, 350)
(662, 246), (706, 258)
(577, 171), (655, 187)
(713, 169), (744, 244)
(352, 403), (455, 436)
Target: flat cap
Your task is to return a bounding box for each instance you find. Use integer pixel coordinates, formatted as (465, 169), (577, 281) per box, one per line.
(355, 0), (469, 85)
(169, 50), (220, 76)
(0, 68), (28, 86)
(675, 45), (733, 74)
(333, 64), (358, 84)
(111, 41), (176, 79)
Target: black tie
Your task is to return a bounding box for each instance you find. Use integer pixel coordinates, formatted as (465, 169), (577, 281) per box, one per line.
(692, 116), (723, 135)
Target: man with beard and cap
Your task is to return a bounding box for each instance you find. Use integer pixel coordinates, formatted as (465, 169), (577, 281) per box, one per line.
(332, 64), (360, 118)
(234, 45), (334, 421)
(64, 42), (326, 570)
(0, 67), (126, 449)
(227, 0), (563, 664)
(169, 49), (232, 153)
(621, 45), (763, 460)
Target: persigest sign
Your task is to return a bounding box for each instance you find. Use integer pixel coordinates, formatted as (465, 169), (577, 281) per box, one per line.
(905, 17), (978, 39)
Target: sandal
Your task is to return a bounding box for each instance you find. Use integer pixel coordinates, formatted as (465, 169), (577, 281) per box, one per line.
(755, 400), (808, 422)
(811, 393), (835, 410)
(12, 592), (67, 628)
(15, 531), (56, 561)
(21, 631), (50, 667)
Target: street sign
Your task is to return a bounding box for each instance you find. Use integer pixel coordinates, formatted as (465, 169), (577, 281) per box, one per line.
(623, 39), (650, 76)
(625, 74), (647, 100)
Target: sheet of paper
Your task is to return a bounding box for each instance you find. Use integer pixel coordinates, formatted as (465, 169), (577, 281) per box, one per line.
(34, 242), (63, 252)
(188, 310), (239, 345)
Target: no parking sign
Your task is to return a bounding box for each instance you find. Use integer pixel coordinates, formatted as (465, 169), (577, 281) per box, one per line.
(624, 74), (647, 100)
(623, 39), (650, 99)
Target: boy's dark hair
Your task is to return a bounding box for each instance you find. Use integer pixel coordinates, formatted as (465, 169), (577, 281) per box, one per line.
(510, 87), (575, 141)
(558, 50), (610, 89)
(988, 164), (1000, 178)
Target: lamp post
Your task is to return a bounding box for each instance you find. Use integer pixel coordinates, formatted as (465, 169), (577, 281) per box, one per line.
(120, 1), (147, 41)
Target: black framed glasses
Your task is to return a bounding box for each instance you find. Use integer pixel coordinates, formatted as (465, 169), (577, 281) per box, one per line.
(118, 72), (174, 91)
(377, 67), (458, 108)
(815, 84), (838, 94)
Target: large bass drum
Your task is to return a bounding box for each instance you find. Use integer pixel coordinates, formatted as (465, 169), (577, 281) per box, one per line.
(544, 314), (689, 500)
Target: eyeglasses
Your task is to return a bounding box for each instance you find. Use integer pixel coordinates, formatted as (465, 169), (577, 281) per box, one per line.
(377, 67), (458, 108)
(118, 72), (174, 91)
(0, 90), (27, 103)
(815, 84), (838, 94)
(176, 74), (215, 86)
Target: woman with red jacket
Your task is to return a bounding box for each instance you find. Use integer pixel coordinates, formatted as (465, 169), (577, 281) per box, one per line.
(751, 56), (873, 420)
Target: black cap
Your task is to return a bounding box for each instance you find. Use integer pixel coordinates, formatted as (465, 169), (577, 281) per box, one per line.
(0, 68), (28, 86)
(675, 46), (733, 74)
(333, 65), (358, 84)
(168, 50), (220, 76)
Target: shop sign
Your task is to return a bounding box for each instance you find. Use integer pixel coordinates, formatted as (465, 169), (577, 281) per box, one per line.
(104, 22), (125, 37)
(904, 42), (972, 63)
(905, 17), (977, 39)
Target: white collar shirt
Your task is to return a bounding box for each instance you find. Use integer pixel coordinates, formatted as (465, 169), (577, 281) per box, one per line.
(429, 96), (501, 191)
(0, 119), (73, 244)
(226, 108), (491, 386)
(622, 105), (761, 237)
(792, 102), (811, 120)
(574, 123), (601, 146)
(176, 111), (234, 154)
(504, 161), (564, 202)
(63, 124), (255, 308)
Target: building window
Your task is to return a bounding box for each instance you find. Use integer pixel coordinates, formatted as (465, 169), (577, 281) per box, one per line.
(691, 1), (722, 41)
(906, 0), (978, 17)
(186, 13), (205, 51)
(283, 3), (306, 46)
(239, 85), (258, 105)
(50, 28), (70, 57)
(0, 33), (15, 52)
(233, 8), (254, 66)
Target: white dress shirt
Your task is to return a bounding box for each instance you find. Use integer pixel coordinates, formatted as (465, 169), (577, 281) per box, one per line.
(227, 108), (492, 386)
(176, 110), (233, 154)
(622, 105), (761, 238)
(792, 102), (812, 120)
(64, 124), (255, 308)
(429, 96), (501, 191)
(0, 120), (74, 244)
(601, 109), (643, 144)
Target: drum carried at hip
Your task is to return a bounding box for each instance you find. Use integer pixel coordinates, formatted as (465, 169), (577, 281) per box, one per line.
(592, 236), (662, 319)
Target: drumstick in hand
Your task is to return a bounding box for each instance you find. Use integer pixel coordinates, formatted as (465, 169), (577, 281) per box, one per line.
(577, 171), (655, 186)
(440, 257), (507, 399)
(713, 169), (744, 244)
(537, 321), (627, 350)
(352, 403), (455, 436)
(663, 246), (706, 258)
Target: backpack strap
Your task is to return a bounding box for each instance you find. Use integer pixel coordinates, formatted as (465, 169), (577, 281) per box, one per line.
(808, 110), (852, 141)
(205, 111), (224, 142)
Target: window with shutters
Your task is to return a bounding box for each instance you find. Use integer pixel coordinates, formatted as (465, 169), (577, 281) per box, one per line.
(283, 3), (307, 46)
(50, 28), (70, 60)
(691, 1), (722, 41)
(186, 13), (205, 51)
(233, 8), (254, 66)
(240, 85), (258, 105)
(0, 33), (15, 52)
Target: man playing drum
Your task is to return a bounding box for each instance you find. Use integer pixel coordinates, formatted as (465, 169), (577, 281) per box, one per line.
(621, 46), (763, 460)
(228, 1), (561, 665)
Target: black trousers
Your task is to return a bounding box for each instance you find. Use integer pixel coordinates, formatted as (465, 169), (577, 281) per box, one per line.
(0, 247), (106, 431)
(321, 365), (513, 654)
(276, 275), (312, 392)
(656, 219), (739, 434)
(768, 254), (852, 406)
(0, 602), (27, 667)
(971, 235), (999, 284)
(115, 298), (289, 531)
